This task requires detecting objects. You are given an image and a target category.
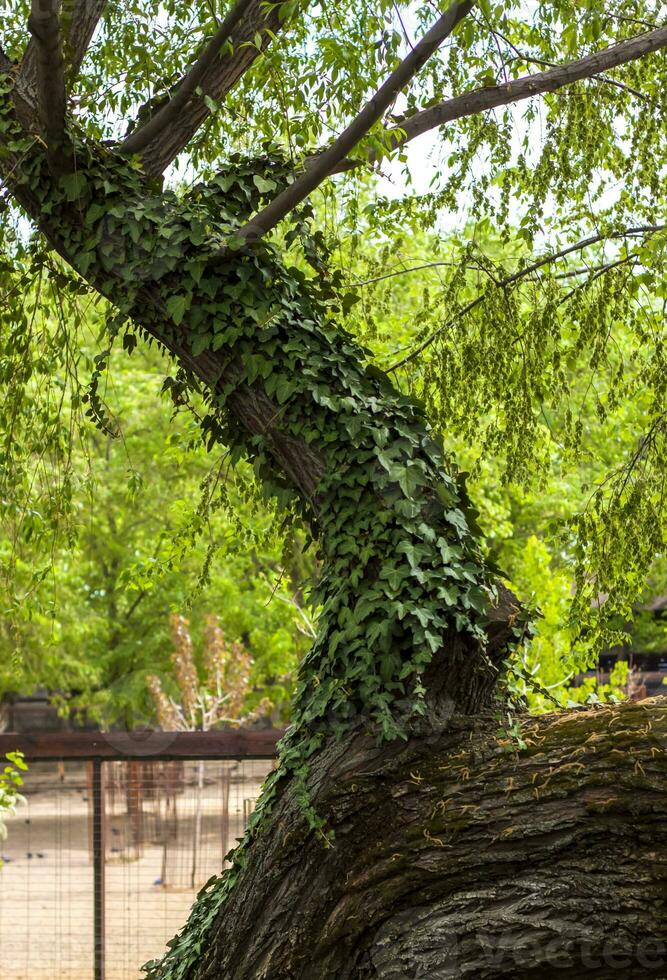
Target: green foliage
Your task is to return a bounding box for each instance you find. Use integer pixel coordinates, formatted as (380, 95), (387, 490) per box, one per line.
(0, 87), (503, 733)
(502, 535), (584, 710)
(565, 659), (630, 706)
(0, 323), (310, 724)
(499, 535), (633, 710)
(0, 157), (313, 720)
(337, 216), (666, 652)
(0, 751), (27, 856)
(631, 607), (667, 654)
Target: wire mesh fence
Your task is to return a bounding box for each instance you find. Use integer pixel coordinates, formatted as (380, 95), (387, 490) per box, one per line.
(0, 733), (279, 980)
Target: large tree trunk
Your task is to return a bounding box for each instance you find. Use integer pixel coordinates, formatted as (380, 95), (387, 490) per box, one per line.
(194, 698), (667, 980)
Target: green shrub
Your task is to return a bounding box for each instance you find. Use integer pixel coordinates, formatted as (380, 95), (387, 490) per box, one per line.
(0, 751), (27, 861)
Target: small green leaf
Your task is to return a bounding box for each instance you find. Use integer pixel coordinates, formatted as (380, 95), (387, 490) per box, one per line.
(191, 333), (212, 357)
(253, 175), (277, 194)
(166, 294), (189, 326)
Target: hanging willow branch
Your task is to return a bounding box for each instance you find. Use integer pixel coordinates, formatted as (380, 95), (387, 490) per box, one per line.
(388, 223), (667, 370)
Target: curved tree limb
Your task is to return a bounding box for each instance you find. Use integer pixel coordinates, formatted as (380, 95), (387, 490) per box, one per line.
(120, 0), (249, 158)
(235, 0), (474, 244)
(330, 25), (667, 174)
(27, 0), (71, 175)
(193, 698), (667, 979)
(487, 26), (652, 104)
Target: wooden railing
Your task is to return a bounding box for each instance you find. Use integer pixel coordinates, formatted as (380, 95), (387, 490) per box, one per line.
(0, 728), (284, 761)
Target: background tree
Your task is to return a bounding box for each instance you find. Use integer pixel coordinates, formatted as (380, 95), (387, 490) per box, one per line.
(0, 307), (311, 723)
(147, 613), (274, 732)
(0, 1), (666, 977)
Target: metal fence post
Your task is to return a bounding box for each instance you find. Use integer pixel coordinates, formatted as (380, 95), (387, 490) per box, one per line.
(92, 759), (106, 980)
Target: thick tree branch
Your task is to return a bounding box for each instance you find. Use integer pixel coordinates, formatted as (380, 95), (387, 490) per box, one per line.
(20, 0), (107, 95)
(235, 0), (474, 244)
(488, 27), (652, 104)
(121, 0), (249, 158)
(331, 25), (667, 173)
(27, 0), (71, 175)
(132, 0), (308, 179)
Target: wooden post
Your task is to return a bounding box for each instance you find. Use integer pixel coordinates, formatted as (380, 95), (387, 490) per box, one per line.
(127, 761), (143, 858)
(220, 765), (231, 865)
(92, 759), (106, 980)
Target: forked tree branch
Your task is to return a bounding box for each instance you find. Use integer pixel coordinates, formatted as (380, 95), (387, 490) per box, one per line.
(235, 0), (474, 244)
(27, 0), (71, 174)
(133, 0), (310, 178)
(331, 25), (667, 173)
(20, 0), (107, 95)
(121, 0), (249, 157)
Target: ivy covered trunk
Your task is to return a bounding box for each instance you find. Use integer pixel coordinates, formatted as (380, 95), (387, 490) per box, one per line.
(192, 699), (667, 980)
(2, 77), (666, 980)
(1, 89), (519, 739)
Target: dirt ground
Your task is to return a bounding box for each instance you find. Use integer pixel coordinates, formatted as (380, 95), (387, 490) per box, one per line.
(0, 761), (270, 980)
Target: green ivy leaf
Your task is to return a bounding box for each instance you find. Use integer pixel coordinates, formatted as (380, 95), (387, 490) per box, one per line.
(166, 294), (189, 326)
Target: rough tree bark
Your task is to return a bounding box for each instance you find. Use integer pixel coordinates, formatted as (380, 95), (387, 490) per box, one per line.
(195, 699), (667, 979)
(1, 8), (667, 979)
